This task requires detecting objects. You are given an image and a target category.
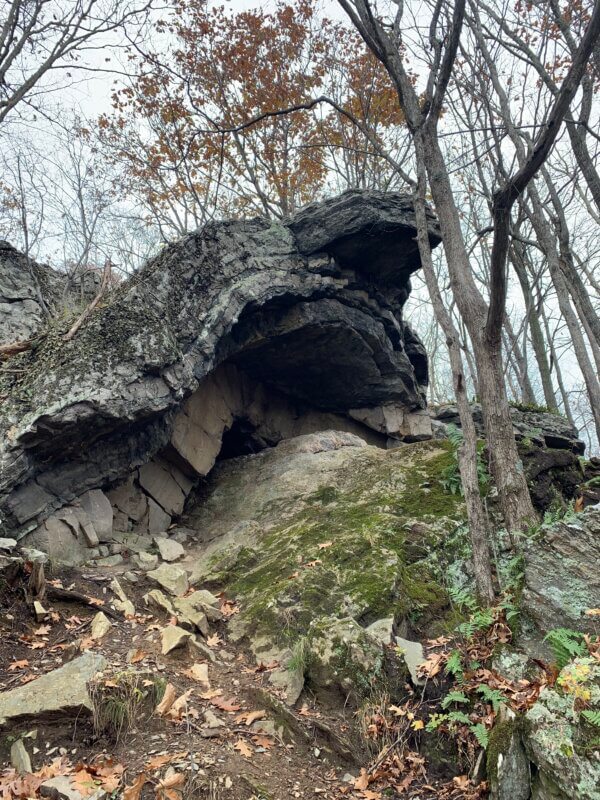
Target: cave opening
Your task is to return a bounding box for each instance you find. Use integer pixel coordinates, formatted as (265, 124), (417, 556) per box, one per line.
(216, 417), (266, 461)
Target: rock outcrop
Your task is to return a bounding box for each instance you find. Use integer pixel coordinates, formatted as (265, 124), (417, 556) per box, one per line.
(185, 430), (467, 703)
(0, 190), (441, 553)
(431, 404), (585, 511)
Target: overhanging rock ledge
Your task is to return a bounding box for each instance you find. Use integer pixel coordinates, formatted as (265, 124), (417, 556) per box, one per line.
(0, 189), (441, 558)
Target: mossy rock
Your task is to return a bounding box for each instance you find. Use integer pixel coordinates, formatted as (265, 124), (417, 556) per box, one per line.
(187, 435), (470, 700)
(523, 658), (600, 800)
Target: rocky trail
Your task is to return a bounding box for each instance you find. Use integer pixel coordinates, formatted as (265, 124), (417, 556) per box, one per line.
(0, 555), (485, 800)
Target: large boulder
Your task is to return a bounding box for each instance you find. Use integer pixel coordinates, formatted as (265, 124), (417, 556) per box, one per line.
(186, 430), (467, 702)
(0, 190), (440, 543)
(522, 657), (600, 800)
(522, 505), (600, 636)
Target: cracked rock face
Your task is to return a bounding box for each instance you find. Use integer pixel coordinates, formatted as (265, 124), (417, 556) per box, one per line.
(0, 189), (440, 547)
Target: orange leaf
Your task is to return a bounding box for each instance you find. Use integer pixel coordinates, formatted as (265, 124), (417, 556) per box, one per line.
(155, 683), (177, 715)
(233, 739), (253, 758)
(123, 772), (147, 800)
(8, 659), (29, 671)
(129, 648), (147, 664)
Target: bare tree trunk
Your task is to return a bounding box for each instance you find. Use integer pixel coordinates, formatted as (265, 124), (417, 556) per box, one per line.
(539, 302), (576, 426)
(510, 243), (558, 411)
(413, 152), (494, 604)
(524, 190), (600, 442)
(420, 130), (536, 532)
(504, 316), (536, 405)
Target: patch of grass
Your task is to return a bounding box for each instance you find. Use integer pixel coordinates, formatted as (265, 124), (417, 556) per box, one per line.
(90, 670), (163, 742)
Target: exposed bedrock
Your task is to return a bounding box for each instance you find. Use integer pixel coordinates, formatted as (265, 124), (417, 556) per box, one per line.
(0, 189), (441, 549)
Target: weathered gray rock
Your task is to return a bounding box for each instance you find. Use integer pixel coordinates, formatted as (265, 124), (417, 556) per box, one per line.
(395, 637), (426, 686)
(148, 563), (189, 596)
(40, 775), (106, 800)
(0, 652), (106, 726)
(90, 611), (112, 640)
(1, 190), (438, 541)
(0, 537), (17, 550)
(10, 739), (32, 774)
(522, 658), (600, 800)
(161, 625), (191, 654)
(154, 535), (185, 562)
(78, 490), (113, 542)
(523, 506), (600, 635)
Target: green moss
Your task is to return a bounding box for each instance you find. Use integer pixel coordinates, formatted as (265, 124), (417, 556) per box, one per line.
(486, 718), (523, 784)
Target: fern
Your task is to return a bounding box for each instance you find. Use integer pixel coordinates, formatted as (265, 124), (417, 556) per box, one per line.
(476, 685), (505, 713)
(445, 650), (464, 680)
(581, 710), (600, 727)
(447, 711), (471, 725)
(544, 628), (587, 670)
(449, 585), (477, 613)
(458, 608), (495, 638)
(471, 723), (489, 749)
(441, 691), (469, 709)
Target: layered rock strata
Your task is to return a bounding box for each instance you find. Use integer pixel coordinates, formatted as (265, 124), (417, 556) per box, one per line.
(0, 190), (441, 555)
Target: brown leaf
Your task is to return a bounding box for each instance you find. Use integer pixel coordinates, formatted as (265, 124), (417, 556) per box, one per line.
(8, 659), (29, 671)
(206, 634), (222, 647)
(233, 739), (253, 758)
(129, 648), (147, 664)
(33, 624), (51, 636)
(184, 663), (209, 686)
(123, 772), (147, 800)
(145, 752), (188, 772)
(235, 709), (266, 726)
(252, 735), (274, 749)
(317, 541), (333, 549)
(211, 695), (241, 713)
(155, 683), (177, 716)
(354, 770), (371, 790)
(167, 689), (193, 720)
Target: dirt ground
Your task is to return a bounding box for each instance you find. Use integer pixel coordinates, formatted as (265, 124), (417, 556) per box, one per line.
(0, 561), (485, 800)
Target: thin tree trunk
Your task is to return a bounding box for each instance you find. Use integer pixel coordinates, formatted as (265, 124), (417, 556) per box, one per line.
(539, 302), (576, 426)
(510, 243), (558, 411)
(421, 129), (536, 532)
(413, 150), (495, 604)
(524, 190), (600, 442)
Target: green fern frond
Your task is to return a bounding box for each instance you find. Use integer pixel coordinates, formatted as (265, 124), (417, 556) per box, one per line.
(544, 628), (587, 670)
(476, 685), (505, 712)
(581, 710), (600, 727)
(441, 691), (470, 709)
(471, 723), (489, 749)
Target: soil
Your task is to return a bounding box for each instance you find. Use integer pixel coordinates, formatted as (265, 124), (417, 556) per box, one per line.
(0, 560), (485, 800)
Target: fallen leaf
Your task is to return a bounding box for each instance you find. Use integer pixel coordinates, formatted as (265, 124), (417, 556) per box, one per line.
(233, 739), (253, 758)
(129, 648), (147, 664)
(29, 641), (46, 650)
(87, 597), (105, 607)
(361, 791), (381, 800)
(354, 769), (370, 790)
(411, 719), (425, 730)
(288, 571), (300, 579)
(211, 695), (241, 713)
(156, 683), (177, 716)
(167, 689), (194, 720)
(206, 634), (222, 647)
(8, 659), (29, 671)
(184, 663), (209, 686)
(235, 709), (266, 726)
(317, 541), (333, 549)
(304, 559), (322, 568)
(33, 624), (51, 636)
(157, 770), (185, 789)
(123, 772), (147, 800)
(220, 599), (240, 617)
(20, 673), (37, 684)
(252, 735), (274, 749)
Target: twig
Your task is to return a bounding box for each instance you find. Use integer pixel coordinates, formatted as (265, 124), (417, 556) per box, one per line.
(0, 339), (33, 360)
(63, 258), (112, 342)
(46, 586), (120, 620)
